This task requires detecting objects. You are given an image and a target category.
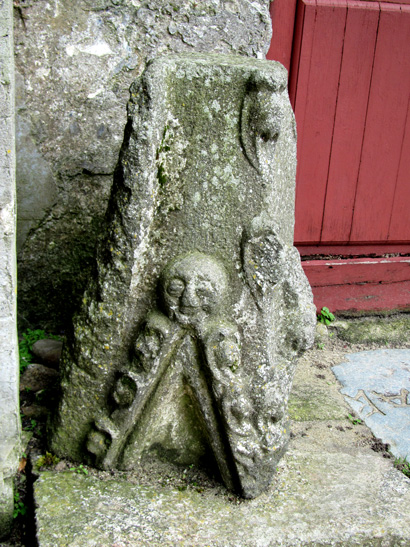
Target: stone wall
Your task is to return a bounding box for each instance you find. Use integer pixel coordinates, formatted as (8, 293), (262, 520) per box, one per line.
(14, 0), (272, 331)
(0, 0), (20, 538)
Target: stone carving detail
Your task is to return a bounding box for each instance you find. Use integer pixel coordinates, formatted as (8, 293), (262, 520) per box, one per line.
(161, 253), (229, 333)
(346, 387), (410, 419)
(240, 77), (286, 173)
(87, 252), (255, 493)
(85, 245), (312, 498)
(87, 311), (183, 469)
(50, 54), (316, 500)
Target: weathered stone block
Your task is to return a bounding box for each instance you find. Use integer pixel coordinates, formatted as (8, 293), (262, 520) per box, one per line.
(15, 0), (273, 331)
(0, 0), (20, 538)
(50, 54), (316, 498)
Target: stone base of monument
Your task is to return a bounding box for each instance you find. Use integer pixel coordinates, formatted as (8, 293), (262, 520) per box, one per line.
(0, 439), (21, 540)
(34, 348), (410, 547)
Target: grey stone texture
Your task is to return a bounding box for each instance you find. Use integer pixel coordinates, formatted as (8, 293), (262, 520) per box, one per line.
(35, 337), (410, 547)
(333, 349), (410, 461)
(50, 54), (316, 499)
(0, 0), (20, 538)
(34, 457), (410, 547)
(14, 0), (273, 330)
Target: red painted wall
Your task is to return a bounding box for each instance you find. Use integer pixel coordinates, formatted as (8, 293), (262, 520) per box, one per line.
(268, 0), (410, 313)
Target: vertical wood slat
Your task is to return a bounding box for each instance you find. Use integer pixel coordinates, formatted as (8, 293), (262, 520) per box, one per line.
(267, 0), (298, 72)
(320, 1), (380, 243)
(350, 2), (410, 242)
(288, 0), (307, 105)
(281, 0), (410, 313)
(387, 4), (410, 243)
(293, 0), (348, 244)
(389, 93), (410, 241)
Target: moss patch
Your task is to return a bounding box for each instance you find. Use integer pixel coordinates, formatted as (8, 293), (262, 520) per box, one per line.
(334, 315), (410, 346)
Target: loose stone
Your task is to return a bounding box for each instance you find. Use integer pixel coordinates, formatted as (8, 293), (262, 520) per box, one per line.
(32, 339), (63, 368)
(20, 363), (59, 393)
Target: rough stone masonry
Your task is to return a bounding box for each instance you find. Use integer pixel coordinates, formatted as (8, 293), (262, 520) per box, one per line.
(50, 54), (316, 499)
(15, 0), (273, 332)
(0, 0), (20, 538)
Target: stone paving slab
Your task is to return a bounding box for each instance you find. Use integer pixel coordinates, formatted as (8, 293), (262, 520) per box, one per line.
(34, 347), (410, 546)
(34, 439), (410, 547)
(333, 349), (410, 460)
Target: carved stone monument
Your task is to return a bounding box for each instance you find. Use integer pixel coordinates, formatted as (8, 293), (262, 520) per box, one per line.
(50, 54), (316, 499)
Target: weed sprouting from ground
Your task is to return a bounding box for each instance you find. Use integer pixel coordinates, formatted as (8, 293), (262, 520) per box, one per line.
(317, 307), (335, 326)
(36, 452), (60, 469)
(13, 491), (27, 519)
(394, 457), (410, 478)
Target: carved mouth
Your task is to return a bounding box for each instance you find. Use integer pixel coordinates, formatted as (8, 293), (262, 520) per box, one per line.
(179, 306), (200, 316)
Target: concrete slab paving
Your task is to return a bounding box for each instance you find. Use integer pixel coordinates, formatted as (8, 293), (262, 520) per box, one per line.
(34, 441), (410, 547)
(33, 346), (410, 546)
(333, 349), (410, 460)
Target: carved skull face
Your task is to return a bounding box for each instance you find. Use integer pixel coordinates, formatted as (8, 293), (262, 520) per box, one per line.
(162, 252), (228, 330)
(135, 328), (162, 364)
(134, 312), (172, 372)
(204, 321), (241, 373)
(112, 375), (137, 408)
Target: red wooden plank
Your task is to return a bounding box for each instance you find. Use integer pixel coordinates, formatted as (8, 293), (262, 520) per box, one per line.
(348, 2), (410, 8)
(320, 1), (380, 243)
(294, 0), (348, 244)
(303, 257), (410, 286)
(388, 95), (410, 241)
(316, 0), (349, 5)
(350, 3), (410, 242)
(288, 0), (307, 106)
(298, 243), (410, 256)
(267, 0), (298, 72)
(302, 256), (410, 313)
(309, 280), (410, 313)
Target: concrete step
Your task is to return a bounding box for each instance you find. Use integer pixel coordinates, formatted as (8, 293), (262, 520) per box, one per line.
(34, 434), (410, 546)
(33, 345), (410, 546)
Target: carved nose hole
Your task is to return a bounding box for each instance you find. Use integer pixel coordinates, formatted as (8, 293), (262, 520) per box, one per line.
(260, 131), (279, 143)
(181, 285), (199, 307)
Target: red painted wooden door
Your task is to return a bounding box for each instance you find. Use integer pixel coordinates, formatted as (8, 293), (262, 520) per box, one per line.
(268, 0), (410, 313)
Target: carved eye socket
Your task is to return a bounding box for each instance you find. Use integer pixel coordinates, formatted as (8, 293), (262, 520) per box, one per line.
(195, 279), (217, 301)
(260, 130), (279, 143)
(196, 286), (213, 299)
(167, 278), (185, 297)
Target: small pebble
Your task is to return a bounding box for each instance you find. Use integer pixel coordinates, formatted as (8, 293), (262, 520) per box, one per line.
(32, 339), (63, 368)
(55, 461), (68, 472)
(21, 404), (48, 418)
(20, 363), (59, 392)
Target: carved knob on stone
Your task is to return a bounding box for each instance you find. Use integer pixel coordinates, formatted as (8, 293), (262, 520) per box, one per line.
(86, 429), (110, 460)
